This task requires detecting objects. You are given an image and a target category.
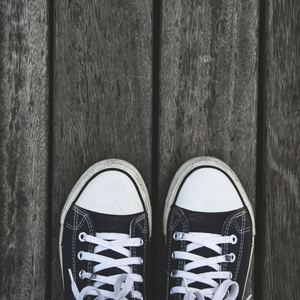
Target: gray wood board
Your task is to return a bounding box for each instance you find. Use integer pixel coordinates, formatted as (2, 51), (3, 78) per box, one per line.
(261, 0), (300, 298)
(0, 1), (49, 299)
(52, 1), (153, 299)
(158, 1), (259, 299)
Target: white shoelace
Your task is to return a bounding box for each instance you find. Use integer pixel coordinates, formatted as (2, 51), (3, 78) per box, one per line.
(171, 232), (239, 300)
(69, 232), (144, 300)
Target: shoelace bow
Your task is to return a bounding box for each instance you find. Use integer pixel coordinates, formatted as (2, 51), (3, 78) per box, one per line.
(69, 232), (144, 300)
(171, 232), (239, 300)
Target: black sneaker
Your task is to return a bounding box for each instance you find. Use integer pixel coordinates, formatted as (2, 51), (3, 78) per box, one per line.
(59, 159), (152, 300)
(163, 157), (255, 300)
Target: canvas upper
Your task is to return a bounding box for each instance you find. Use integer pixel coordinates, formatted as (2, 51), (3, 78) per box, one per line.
(59, 159), (152, 300)
(163, 157), (255, 300)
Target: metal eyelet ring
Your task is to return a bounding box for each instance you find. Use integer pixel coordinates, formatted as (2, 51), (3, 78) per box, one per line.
(140, 258), (143, 264)
(171, 252), (176, 260)
(140, 239), (144, 246)
(173, 232), (184, 241)
(226, 253), (236, 263)
(78, 232), (86, 242)
(230, 253), (236, 263)
(77, 251), (84, 261)
(79, 270), (85, 279)
(228, 271), (233, 280)
(171, 270), (177, 277)
(231, 234), (237, 244)
(173, 232), (179, 241)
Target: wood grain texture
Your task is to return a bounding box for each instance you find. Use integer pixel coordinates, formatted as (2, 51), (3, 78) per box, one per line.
(261, 0), (300, 298)
(0, 1), (49, 299)
(52, 1), (153, 299)
(158, 1), (259, 299)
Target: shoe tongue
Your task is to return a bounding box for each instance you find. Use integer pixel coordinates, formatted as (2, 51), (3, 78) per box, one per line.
(181, 208), (234, 293)
(90, 212), (142, 234)
(182, 208), (233, 234)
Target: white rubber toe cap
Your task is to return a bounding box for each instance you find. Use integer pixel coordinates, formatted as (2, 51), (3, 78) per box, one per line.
(176, 167), (243, 213)
(75, 170), (144, 215)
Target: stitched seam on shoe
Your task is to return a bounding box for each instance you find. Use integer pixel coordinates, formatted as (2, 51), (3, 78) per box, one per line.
(223, 217), (234, 271)
(143, 214), (147, 296)
(85, 215), (93, 286)
(234, 213), (245, 280)
(72, 206), (94, 286)
(169, 218), (180, 231)
(179, 222), (187, 273)
(65, 223), (75, 230)
(72, 208), (78, 281)
(166, 214), (173, 300)
(233, 217), (251, 234)
(223, 210), (247, 274)
(73, 206), (90, 230)
(132, 217), (137, 290)
(131, 214), (147, 292)
(66, 207), (88, 230)
(166, 210), (176, 300)
(229, 210), (244, 232)
(224, 210), (247, 234)
(136, 214), (146, 234)
(167, 208), (188, 294)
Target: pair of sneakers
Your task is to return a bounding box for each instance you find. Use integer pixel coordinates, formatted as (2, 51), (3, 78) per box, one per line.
(59, 157), (255, 300)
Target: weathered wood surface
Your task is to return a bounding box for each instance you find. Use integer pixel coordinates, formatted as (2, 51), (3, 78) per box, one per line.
(0, 1), (49, 299)
(261, 0), (300, 298)
(157, 1), (259, 299)
(52, 1), (153, 299)
(0, 0), (299, 299)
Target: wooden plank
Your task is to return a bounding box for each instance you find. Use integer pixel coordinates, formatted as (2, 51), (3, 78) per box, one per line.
(158, 0), (259, 299)
(261, 0), (300, 298)
(0, 1), (49, 299)
(52, 1), (153, 299)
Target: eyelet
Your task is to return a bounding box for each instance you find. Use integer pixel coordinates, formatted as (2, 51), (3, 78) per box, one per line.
(79, 269), (86, 279)
(78, 232), (86, 242)
(230, 253), (236, 263)
(140, 258), (143, 264)
(228, 271), (233, 279)
(171, 252), (176, 260)
(173, 232), (184, 241)
(226, 253), (236, 263)
(140, 239), (144, 246)
(171, 270), (177, 277)
(231, 234), (237, 244)
(173, 232), (178, 241)
(77, 251), (84, 261)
